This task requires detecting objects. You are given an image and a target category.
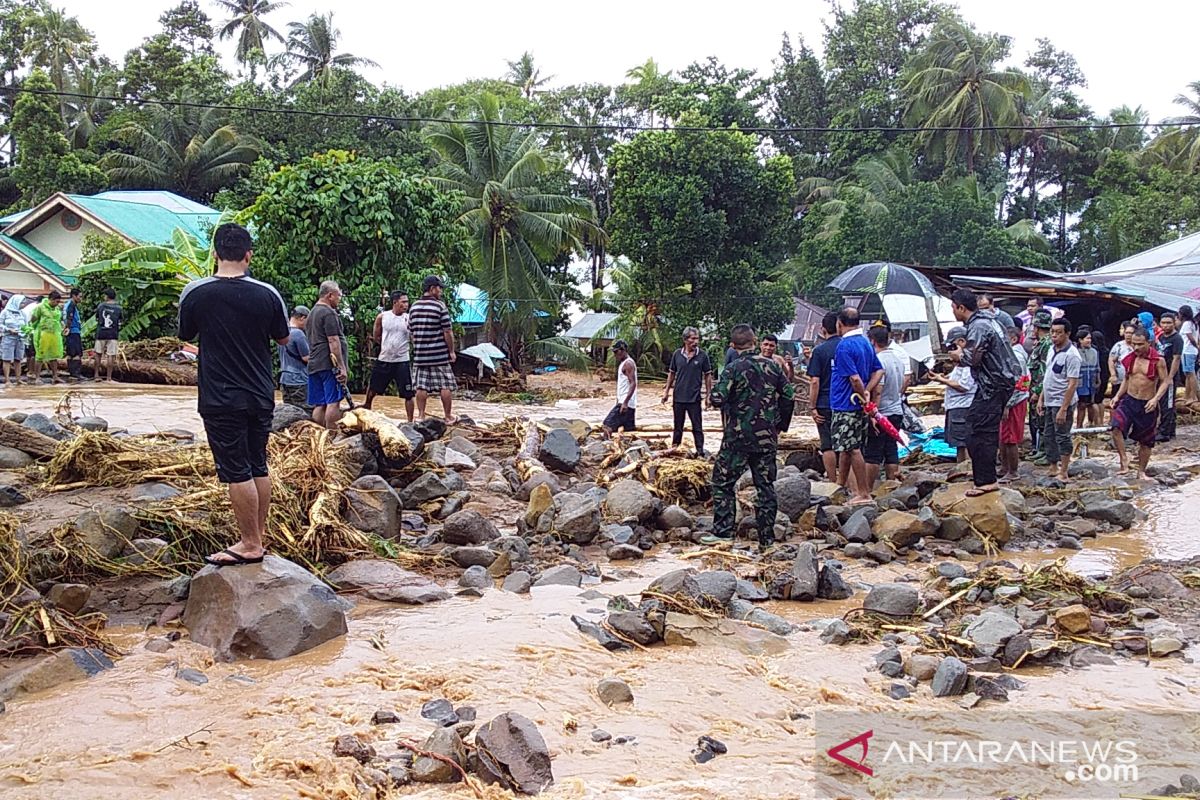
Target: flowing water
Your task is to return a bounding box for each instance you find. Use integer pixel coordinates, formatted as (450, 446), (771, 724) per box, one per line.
(0, 386), (1199, 798)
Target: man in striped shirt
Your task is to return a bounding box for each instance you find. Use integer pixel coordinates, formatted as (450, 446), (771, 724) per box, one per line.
(410, 275), (457, 423)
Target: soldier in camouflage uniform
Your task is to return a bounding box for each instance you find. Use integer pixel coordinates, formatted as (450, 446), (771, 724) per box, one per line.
(702, 324), (796, 549)
(1027, 309), (1054, 463)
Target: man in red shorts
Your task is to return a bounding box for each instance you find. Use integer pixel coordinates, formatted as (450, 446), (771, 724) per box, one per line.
(1109, 328), (1169, 479)
(999, 325), (1030, 482)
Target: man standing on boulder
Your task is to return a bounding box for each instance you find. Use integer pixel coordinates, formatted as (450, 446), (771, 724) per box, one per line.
(1110, 328), (1169, 479)
(703, 324), (794, 550)
(1038, 318), (1081, 480)
(410, 275), (457, 424)
(178, 223), (289, 566)
(953, 289), (1019, 496)
(830, 307), (883, 505)
(306, 281), (348, 431)
(365, 291), (414, 420)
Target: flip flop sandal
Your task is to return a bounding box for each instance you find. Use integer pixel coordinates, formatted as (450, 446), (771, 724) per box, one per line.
(204, 548), (265, 567)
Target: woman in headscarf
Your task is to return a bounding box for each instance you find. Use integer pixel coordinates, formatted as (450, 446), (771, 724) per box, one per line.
(0, 294), (27, 385)
(28, 291), (65, 384)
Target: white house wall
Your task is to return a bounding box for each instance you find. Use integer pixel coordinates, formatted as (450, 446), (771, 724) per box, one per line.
(22, 209), (105, 271)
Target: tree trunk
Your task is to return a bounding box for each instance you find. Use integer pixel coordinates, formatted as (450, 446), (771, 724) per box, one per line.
(1059, 172), (1069, 265)
(0, 417), (60, 459)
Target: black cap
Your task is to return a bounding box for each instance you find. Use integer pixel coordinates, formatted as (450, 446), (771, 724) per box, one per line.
(613, 339), (628, 352)
(422, 275), (444, 292)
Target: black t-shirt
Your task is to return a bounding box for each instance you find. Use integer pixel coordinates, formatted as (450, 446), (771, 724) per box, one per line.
(95, 301), (121, 340)
(305, 303), (345, 374)
(668, 348), (713, 404)
(178, 276), (288, 414)
(807, 334), (842, 409)
(1159, 332), (1185, 386)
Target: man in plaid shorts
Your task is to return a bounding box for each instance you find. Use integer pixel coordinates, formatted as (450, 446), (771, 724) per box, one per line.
(409, 275), (458, 423)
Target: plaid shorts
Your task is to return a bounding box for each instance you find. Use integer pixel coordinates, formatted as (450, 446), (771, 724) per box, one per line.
(831, 410), (868, 453)
(413, 363), (457, 392)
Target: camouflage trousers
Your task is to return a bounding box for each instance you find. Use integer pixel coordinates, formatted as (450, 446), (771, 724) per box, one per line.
(711, 447), (777, 545)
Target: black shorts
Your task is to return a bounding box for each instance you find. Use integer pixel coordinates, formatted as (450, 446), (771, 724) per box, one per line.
(202, 408), (272, 484)
(65, 333), (83, 358)
(368, 360), (414, 398)
(865, 414), (903, 465)
(603, 404), (636, 432)
(816, 407), (833, 451)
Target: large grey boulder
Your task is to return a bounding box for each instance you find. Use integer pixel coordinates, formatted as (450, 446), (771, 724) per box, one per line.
(539, 428), (581, 472)
(399, 472), (455, 506)
(475, 712), (554, 794)
(552, 493), (600, 544)
(22, 413), (71, 441)
(964, 610), (1023, 657)
(182, 555), (348, 661)
(0, 647), (114, 701)
(343, 475), (402, 538)
(770, 543), (819, 601)
(603, 479), (658, 523)
(73, 506), (139, 560)
(775, 476), (812, 521)
(1081, 495), (1136, 529)
(441, 510), (500, 545)
(0, 446), (33, 470)
(325, 559), (450, 605)
(271, 404), (311, 432)
(412, 727), (466, 783)
(862, 583), (920, 617)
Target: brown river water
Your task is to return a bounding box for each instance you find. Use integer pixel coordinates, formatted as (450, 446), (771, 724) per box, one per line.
(0, 384), (1198, 799)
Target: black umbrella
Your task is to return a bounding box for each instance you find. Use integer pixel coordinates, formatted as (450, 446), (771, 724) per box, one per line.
(827, 262), (936, 297)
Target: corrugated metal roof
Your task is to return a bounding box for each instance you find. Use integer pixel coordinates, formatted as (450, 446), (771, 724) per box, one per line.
(90, 191), (216, 214)
(0, 234), (68, 278)
(564, 312), (619, 340)
(1082, 231), (1200, 310)
(69, 195), (219, 244)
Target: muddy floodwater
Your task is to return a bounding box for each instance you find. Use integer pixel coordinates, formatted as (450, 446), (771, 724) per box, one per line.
(1, 384), (1199, 799)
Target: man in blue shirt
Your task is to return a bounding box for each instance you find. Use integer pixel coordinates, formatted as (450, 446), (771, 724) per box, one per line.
(279, 306), (311, 409)
(63, 287), (83, 382)
(830, 307), (883, 505)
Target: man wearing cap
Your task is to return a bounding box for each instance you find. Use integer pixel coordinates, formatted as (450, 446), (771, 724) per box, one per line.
(952, 288), (1019, 496)
(278, 305), (311, 410)
(1027, 309), (1054, 461)
(603, 339), (638, 436)
(410, 275), (457, 423)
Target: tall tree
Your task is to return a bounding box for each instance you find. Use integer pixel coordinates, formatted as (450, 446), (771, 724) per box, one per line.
(11, 69), (104, 204)
(901, 19), (1030, 173)
(23, 2), (95, 119)
(621, 57), (674, 128)
(214, 0), (287, 80)
(659, 57), (766, 129)
(769, 33), (830, 160)
(63, 65), (117, 148)
(159, 0), (215, 56)
(281, 12), (377, 90)
(505, 52), (553, 99)
(1145, 80), (1200, 174)
(424, 93), (602, 362)
(0, 0), (38, 162)
(102, 93), (260, 200)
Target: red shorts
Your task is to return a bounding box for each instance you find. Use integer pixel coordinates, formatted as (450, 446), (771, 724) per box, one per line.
(1000, 399), (1028, 445)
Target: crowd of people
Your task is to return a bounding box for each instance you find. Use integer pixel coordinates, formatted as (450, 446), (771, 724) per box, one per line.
(0, 287), (122, 386)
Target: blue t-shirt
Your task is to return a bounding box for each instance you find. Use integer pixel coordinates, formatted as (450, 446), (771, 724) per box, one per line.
(831, 331), (883, 412)
(278, 327), (310, 387)
(64, 300), (82, 335)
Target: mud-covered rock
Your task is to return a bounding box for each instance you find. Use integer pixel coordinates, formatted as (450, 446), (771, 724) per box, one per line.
(474, 712), (554, 794)
(603, 479), (658, 523)
(343, 474), (402, 538)
(442, 510), (500, 545)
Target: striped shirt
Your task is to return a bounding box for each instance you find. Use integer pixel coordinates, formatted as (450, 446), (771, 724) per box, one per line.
(409, 295), (452, 366)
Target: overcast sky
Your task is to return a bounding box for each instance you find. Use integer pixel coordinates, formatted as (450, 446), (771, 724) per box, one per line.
(56, 0), (1200, 123)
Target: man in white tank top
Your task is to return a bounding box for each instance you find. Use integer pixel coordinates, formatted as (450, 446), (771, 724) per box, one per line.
(603, 339), (638, 436)
(365, 291), (414, 420)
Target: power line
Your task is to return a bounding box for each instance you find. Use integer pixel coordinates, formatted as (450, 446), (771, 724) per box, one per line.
(2, 85), (1198, 136)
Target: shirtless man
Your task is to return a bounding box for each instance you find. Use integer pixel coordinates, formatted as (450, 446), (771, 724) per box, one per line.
(759, 334), (794, 381)
(1109, 329), (1169, 478)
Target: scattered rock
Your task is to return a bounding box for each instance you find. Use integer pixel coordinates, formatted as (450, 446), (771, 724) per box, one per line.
(775, 476), (812, 521)
(663, 613), (789, 656)
(0, 647), (114, 701)
(46, 583), (90, 614)
(727, 598), (797, 636)
(502, 571), (533, 594)
(22, 413), (71, 441)
(411, 727), (466, 783)
(442, 510), (500, 545)
(540, 429), (581, 472)
(0, 446), (33, 469)
(533, 565), (583, 588)
(841, 510), (874, 544)
(964, 611), (1023, 657)
(694, 571), (738, 606)
(343, 475), (402, 538)
(658, 504), (695, 530)
(571, 615), (630, 651)
(449, 546), (498, 569)
(905, 654), (939, 682)
(607, 611), (659, 645)
(873, 509), (925, 549)
(125, 537), (172, 566)
(73, 506), (140, 560)
(931, 656), (969, 697)
(930, 483), (1011, 544)
(0, 483), (28, 507)
(1054, 604), (1092, 634)
(863, 583), (919, 617)
(552, 493), (601, 544)
(517, 472), (561, 502)
(597, 677), (634, 706)
(1081, 495), (1136, 529)
(735, 579), (769, 602)
(144, 637), (173, 653)
(1127, 570), (1188, 599)
(459, 565), (491, 590)
(271, 404), (310, 432)
(937, 562), (967, 580)
(524, 483), (554, 528)
(175, 667), (208, 685)
(1151, 636), (1184, 656)
(817, 564), (853, 600)
(183, 555), (348, 661)
(590, 729), (611, 743)
(1001, 633), (1032, 667)
(1068, 459), (1109, 479)
(606, 544), (644, 561)
(474, 712), (554, 794)
(326, 559), (450, 604)
(647, 569), (702, 602)
(372, 709), (401, 725)
(603, 479), (658, 522)
(819, 619), (852, 645)
(888, 683), (911, 700)
(400, 472), (455, 506)
(771, 543), (819, 601)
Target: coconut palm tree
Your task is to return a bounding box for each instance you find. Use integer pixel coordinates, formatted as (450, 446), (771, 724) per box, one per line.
(23, 3), (93, 117)
(505, 52), (553, 99)
(102, 94), (260, 200)
(901, 19), (1030, 173)
(624, 57), (672, 127)
(424, 93), (604, 362)
(63, 66), (116, 149)
(1146, 81), (1200, 174)
(214, 0), (288, 79)
(282, 12), (377, 90)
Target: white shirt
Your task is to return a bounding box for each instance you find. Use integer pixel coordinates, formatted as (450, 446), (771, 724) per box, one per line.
(944, 365), (977, 410)
(616, 358), (638, 408)
(378, 310), (410, 362)
(887, 340), (914, 376)
(1182, 320), (1198, 357)
(1110, 340), (1134, 383)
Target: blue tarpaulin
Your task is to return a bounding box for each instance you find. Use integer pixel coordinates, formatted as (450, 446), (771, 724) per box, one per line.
(899, 427), (957, 461)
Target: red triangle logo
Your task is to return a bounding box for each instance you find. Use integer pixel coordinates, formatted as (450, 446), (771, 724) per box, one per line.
(827, 730), (873, 776)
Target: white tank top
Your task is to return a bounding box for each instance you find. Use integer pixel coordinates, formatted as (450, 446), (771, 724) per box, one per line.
(616, 358), (638, 408)
(379, 311), (410, 362)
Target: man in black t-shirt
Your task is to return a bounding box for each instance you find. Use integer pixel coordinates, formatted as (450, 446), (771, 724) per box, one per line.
(93, 287), (121, 382)
(1157, 311), (1184, 442)
(661, 326), (713, 456)
(805, 312), (841, 480)
(178, 223), (289, 567)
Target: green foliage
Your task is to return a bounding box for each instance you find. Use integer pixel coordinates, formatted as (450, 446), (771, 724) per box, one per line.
(608, 123), (797, 353)
(214, 0), (286, 73)
(245, 150), (469, 385)
(659, 57), (766, 129)
(11, 69), (104, 205)
(279, 13), (377, 90)
(769, 34), (830, 160)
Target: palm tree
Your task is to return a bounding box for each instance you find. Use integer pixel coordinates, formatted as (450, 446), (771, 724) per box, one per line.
(1148, 81), (1200, 174)
(63, 66), (116, 149)
(214, 0), (288, 79)
(624, 57), (672, 127)
(424, 93), (604, 363)
(505, 52), (553, 99)
(1014, 88), (1079, 220)
(102, 94), (260, 200)
(902, 20), (1030, 173)
(282, 12), (377, 90)
(23, 3), (93, 117)
(797, 148), (912, 238)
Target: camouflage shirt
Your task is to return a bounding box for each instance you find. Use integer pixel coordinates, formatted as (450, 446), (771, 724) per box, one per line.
(1029, 335), (1051, 396)
(709, 351), (796, 452)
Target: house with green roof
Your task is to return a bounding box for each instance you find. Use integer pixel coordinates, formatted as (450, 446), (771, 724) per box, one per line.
(0, 191), (221, 297)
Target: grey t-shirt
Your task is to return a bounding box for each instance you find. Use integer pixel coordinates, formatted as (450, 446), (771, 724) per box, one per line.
(305, 303), (344, 374)
(876, 348), (906, 416)
(1042, 344), (1082, 407)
